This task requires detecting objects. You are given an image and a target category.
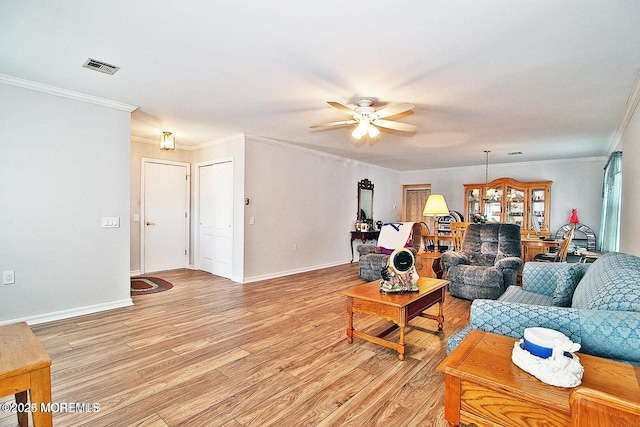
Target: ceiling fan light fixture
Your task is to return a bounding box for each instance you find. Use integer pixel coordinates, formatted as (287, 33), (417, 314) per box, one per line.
(351, 121), (369, 139)
(367, 124), (380, 138)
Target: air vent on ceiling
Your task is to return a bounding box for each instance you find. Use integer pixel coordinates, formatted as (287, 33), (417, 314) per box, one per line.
(82, 58), (120, 75)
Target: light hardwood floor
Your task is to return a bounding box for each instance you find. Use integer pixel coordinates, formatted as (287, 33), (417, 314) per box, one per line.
(1, 263), (470, 427)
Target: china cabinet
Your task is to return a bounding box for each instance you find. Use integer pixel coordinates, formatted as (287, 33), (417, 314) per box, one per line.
(464, 178), (552, 237)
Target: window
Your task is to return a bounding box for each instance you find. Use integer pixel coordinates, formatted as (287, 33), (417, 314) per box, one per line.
(599, 151), (622, 252)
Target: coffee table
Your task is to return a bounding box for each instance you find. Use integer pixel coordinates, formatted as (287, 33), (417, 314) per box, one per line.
(339, 277), (448, 360)
(437, 330), (640, 426)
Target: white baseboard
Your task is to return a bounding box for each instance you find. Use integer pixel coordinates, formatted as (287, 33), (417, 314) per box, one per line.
(0, 299), (134, 326)
(242, 260), (350, 284)
(130, 270), (142, 277)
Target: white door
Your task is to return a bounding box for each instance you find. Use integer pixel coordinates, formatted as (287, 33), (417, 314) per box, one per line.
(197, 160), (233, 279)
(142, 159), (189, 273)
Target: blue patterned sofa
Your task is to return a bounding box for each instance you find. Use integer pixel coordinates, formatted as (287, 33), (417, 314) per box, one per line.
(447, 252), (640, 365)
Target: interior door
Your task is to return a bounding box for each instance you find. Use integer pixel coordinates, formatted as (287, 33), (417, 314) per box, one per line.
(402, 185), (431, 223)
(142, 159), (189, 273)
(197, 160), (233, 279)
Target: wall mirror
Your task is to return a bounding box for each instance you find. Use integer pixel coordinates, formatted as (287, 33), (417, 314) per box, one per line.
(357, 179), (374, 223)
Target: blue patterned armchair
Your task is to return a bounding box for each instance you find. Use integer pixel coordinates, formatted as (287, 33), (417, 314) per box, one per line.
(447, 252), (640, 365)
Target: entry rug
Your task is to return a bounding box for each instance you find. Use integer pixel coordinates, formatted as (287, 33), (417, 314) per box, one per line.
(131, 277), (173, 295)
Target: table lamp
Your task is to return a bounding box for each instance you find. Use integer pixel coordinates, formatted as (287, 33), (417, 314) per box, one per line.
(423, 194), (450, 253)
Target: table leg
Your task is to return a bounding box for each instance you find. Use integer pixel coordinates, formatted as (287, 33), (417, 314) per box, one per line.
(15, 391), (28, 427)
(444, 375), (461, 427)
(350, 237), (355, 262)
(398, 326), (406, 361)
(346, 297), (354, 344)
(437, 299), (445, 332)
(29, 367), (53, 427)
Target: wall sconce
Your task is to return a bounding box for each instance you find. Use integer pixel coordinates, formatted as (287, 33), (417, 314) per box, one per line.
(160, 131), (175, 151)
(423, 194), (450, 253)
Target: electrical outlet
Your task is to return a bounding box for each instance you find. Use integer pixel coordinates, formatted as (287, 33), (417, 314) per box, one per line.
(3, 270), (15, 285)
(292, 244), (297, 252)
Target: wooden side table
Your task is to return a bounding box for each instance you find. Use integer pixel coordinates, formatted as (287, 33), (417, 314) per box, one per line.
(0, 322), (53, 427)
(437, 330), (640, 426)
(417, 251), (444, 279)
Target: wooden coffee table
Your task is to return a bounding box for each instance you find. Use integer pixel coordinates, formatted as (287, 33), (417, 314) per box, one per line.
(437, 330), (640, 426)
(339, 277), (448, 360)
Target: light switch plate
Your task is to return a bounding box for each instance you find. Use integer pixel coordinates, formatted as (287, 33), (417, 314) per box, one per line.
(101, 217), (120, 228)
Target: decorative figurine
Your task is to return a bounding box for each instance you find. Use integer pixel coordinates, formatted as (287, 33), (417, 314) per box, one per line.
(511, 327), (584, 388)
(379, 248), (419, 293)
(570, 208), (580, 224)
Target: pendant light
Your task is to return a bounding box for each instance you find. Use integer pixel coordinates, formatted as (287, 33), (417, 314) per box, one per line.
(483, 150), (493, 201)
(160, 131), (175, 151)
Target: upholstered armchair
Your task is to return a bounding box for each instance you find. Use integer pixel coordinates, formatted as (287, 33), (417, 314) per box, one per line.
(441, 223), (523, 300)
(357, 222), (424, 282)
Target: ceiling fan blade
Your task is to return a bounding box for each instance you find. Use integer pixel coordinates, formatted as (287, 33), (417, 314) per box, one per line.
(371, 119), (417, 132)
(310, 119), (358, 129)
(327, 101), (356, 117)
(375, 103), (415, 119)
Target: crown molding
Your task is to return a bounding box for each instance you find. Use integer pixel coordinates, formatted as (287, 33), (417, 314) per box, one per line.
(0, 74), (138, 112)
(243, 132), (398, 172)
(400, 155), (608, 175)
(608, 70), (640, 153)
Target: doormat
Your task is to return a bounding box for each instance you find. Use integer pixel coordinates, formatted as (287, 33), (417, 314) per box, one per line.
(131, 277), (173, 295)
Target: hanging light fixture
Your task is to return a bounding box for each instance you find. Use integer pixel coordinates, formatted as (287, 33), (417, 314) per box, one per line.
(483, 150), (495, 200)
(160, 131), (175, 151)
(351, 119), (380, 139)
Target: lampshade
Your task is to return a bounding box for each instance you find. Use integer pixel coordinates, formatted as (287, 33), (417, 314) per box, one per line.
(160, 131), (175, 151)
(423, 194), (450, 216)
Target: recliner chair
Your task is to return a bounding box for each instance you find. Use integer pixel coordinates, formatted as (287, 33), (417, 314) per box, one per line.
(441, 223), (523, 300)
(357, 222), (424, 282)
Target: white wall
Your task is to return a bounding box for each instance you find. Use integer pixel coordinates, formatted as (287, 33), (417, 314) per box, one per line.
(0, 83), (133, 324)
(400, 157), (606, 239)
(242, 136), (400, 282)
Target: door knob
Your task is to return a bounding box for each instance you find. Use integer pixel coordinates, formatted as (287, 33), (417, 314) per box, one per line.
(146, 221), (155, 226)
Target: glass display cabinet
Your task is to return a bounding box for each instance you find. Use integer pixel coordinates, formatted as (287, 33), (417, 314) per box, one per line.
(464, 178), (552, 237)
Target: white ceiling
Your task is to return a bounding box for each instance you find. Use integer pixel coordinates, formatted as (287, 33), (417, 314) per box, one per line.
(2, 1), (639, 171)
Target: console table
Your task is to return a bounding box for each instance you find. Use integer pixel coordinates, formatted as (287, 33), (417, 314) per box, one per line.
(350, 230), (380, 262)
(438, 330), (640, 426)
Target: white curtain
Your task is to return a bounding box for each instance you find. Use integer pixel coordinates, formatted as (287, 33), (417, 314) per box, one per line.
(598, 151), (622, 252)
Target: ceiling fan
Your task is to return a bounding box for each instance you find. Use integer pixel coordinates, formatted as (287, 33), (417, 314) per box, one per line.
(310, 98), (417, 139)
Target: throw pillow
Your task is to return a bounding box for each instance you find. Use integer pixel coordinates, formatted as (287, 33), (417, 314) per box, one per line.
(552, 265), (582, 307)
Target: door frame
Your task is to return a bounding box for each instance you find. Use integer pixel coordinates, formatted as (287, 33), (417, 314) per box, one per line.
(194, 157), (234, 277)
(140, 157), (191, 274)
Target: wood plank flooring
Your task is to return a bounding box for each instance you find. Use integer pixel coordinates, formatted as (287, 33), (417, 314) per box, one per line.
(0, 263), (470, 426)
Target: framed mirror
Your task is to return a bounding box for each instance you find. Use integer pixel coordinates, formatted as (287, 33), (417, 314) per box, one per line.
(357, 179), (374, 223)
